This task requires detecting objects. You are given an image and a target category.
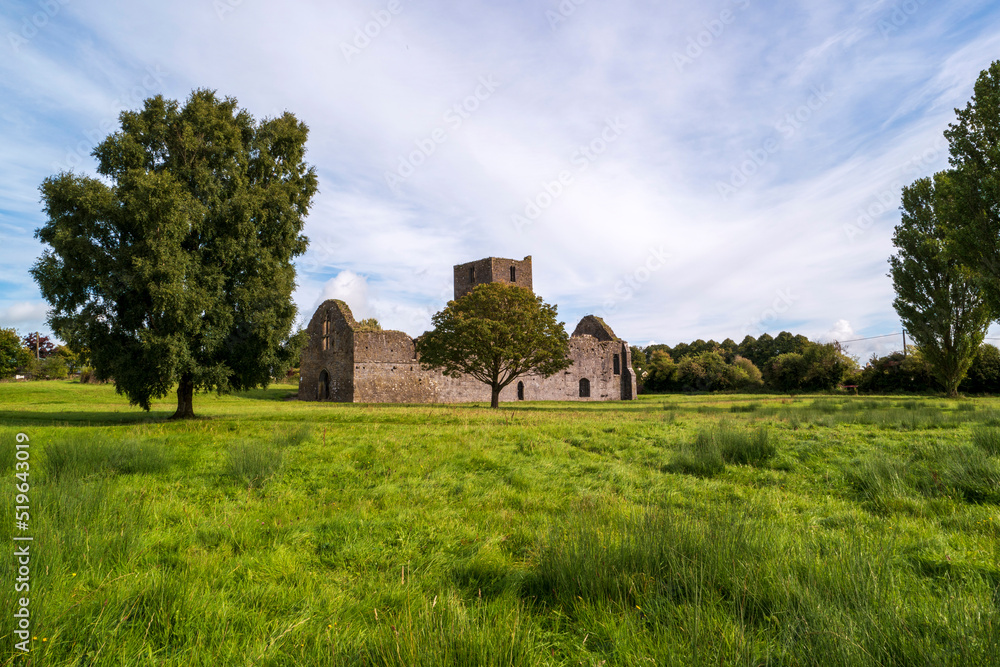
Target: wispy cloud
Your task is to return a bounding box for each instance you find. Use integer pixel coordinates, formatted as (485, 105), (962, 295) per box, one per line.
(2, 0), (1000, 349)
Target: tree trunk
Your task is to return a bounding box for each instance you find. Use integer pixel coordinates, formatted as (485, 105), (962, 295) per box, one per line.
(490, 384), (500, 409)
(170, 375), (196, 419)
(945, 370), (960, 398)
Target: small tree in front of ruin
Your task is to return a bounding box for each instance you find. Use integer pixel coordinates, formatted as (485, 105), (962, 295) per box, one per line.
(416, 283), (572, 408)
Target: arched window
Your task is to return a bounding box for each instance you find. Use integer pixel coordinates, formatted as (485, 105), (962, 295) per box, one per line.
(510, 265), (516, 282)
(579, 378), (590, 398)
(319, 370), (330, 400)
(517, 381), (524, 400)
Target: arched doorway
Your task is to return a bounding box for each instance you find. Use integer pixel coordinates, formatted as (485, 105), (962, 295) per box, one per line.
(579, 378), (590, 398)
(319, 370), (330, 400)
(517, 381), (524, 400)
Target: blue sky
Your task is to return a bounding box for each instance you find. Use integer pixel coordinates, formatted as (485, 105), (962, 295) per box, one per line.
(2, 0), (1000, 362)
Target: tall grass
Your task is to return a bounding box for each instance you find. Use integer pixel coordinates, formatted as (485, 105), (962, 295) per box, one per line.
(972, 426), (1000, 455)
(45, 435), (170, 480)
(3, 382), (1000, 665)
(669, 423), (775, 476)
(911, 443), (1000, 504)
(846, 442), (1000, 509)
(844, 453), (909, 513)
(525, 504), (1000, 666)
(226, 439), (283, 488)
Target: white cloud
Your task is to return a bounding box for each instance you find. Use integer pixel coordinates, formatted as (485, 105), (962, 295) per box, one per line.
(3, 0), (1000, 352)
(0, 301), (49, 327)
(315, 271), (374, 321)
(822, 319), (855, 342)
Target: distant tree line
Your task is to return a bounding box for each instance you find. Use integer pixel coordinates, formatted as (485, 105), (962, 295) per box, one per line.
(0, 328), (83, 380)
(857, 345), (1000, 394)
(631, 332), (1000, 395)
(631, 332), (855, 393)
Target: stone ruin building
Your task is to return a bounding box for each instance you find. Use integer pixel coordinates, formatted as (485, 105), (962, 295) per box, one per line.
(299, 256), (637, 404)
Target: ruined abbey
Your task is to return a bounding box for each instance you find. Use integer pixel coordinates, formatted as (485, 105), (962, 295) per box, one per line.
(299, 256), (637, 404)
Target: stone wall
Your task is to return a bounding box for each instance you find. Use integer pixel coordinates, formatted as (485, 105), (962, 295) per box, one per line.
(300, 299), (636, 404)
(299, 300), (356, 402)
(453, 255), (533, 299)
(299, 256), (636, 404)
(351, 334), (629, 403)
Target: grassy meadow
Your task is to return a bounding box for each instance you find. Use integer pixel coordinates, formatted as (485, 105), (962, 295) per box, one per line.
(1, 381), (999, 665)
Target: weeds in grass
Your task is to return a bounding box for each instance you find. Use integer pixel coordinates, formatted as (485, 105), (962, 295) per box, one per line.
(972, 426), (1000, 456)
(844, 453), (909, 512)
(729, 402), (760, 413)
(667, 434), (724, 477)
(912, 444), (1000, 504)
(668, 424), (774, 477)
(276, 424), (312, 447)
(525, 503), (1000, 666)
(848, 443), (1000, 509)
(226, 440), (282, 488)
(4, 382), (1000, 665)
(716, 425), (775, 465)
(45, 436), (170, 480)
(364, 594), (541, 666)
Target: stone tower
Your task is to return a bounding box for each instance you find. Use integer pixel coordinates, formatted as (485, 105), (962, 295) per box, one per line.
(453, 256), (533, 300)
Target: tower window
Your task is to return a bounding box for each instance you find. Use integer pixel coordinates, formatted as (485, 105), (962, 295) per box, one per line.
(613, 354), (620, 375)
(517, 381), (524, 400)
(510, 265), (516, 282)
(469, 266), (476, 283)
(579, 378), (591, 398)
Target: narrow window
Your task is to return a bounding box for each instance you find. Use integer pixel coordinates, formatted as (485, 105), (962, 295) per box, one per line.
(579, 378), (590, 398)
(613, 354), (620, 375)
(517, 381), (524, 400)
(469, 266), (476, 283)
(322, 317), (332, 351)
(510, 265), (516, 282)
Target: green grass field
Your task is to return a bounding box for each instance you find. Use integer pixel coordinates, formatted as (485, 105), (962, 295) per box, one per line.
(2, 381), (999, 665)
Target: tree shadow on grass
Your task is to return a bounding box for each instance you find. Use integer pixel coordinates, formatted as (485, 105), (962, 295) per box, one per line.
(0, 410), (183, 427)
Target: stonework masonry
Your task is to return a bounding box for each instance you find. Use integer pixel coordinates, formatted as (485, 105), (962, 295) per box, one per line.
(454, 255), (533, 299)
(300, 257), (636, 404)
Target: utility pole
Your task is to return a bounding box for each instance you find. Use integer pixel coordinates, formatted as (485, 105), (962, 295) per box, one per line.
(902, 330), (907, 356)
(35, 331), (40, 360)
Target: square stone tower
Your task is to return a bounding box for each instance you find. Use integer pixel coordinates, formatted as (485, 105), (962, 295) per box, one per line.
(453, 256), (533, 300)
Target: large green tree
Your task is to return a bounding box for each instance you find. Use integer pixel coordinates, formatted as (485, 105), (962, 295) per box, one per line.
(416, 283), (572, 408)
(944, 60), (1000, 312)
(31, 89), (317, 418)
(890, 172), (992, 397)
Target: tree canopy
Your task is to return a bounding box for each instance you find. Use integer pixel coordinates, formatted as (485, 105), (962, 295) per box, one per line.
(31, 89), (317, 418)
(0, 328), (31, 379)
(21, 332), (56, 359)
(634, 333), (854, 393)
(944, 60), (1000, 313)
(416, 283), (572, 408)
(890, 171), (992, 397)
